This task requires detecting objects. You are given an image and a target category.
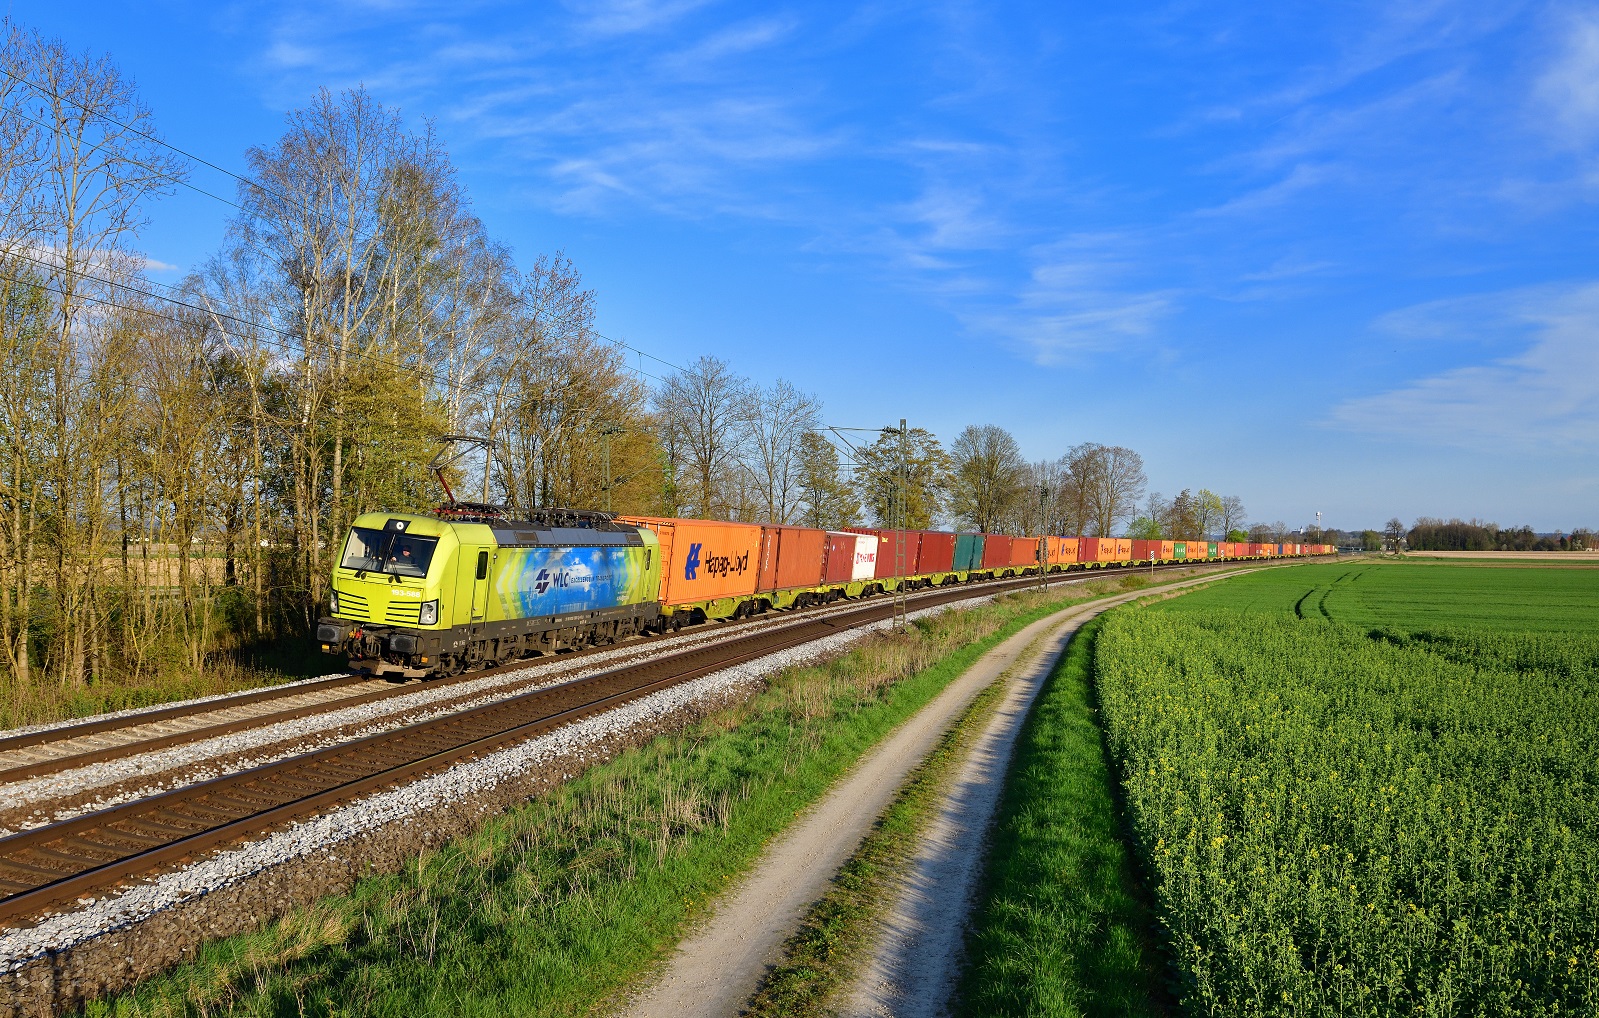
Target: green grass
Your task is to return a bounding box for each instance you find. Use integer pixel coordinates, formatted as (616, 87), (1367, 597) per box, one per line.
(1083, 564), (1599, 1015)
(956, 616), (1172, 1018)
(82, 574), (1179, 1018)
(1155, 558), (1599, 633)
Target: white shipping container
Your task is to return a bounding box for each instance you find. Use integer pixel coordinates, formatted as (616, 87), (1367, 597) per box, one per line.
(851, 533), (878, 581)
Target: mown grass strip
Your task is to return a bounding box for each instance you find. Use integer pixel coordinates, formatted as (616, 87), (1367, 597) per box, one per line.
(956, 615), (1172, 1018)
(83, 576), (1180, 1018)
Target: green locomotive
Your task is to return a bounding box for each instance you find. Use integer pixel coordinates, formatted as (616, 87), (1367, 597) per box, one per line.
(316, 507), (661, 678)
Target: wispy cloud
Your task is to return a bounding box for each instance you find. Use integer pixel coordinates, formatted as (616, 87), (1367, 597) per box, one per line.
(1536, 6), (1599, 150)
(1329, 282), (1599, 449)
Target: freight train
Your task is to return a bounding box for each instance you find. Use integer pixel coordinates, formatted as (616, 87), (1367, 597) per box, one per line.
(315, 505), (1333, 679)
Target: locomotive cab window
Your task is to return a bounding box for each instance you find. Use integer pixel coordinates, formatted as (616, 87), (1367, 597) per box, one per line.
(340, 527), (438, 578)
(476, 550), (489, 580)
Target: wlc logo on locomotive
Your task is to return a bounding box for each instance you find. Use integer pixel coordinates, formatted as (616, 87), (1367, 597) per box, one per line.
(684, 543), (748, 581)
(533, 568), (572, 595)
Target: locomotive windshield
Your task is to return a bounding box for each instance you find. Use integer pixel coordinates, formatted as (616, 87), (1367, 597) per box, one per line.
(340, 526), (438, 578)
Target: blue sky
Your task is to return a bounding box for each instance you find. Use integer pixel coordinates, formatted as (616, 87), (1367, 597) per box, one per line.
(16, 1), (1599, 531)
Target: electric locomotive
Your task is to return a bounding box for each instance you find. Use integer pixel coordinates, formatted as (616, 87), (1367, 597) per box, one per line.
(317, 505), (660, 678)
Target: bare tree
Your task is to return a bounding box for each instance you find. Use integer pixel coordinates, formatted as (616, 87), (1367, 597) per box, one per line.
(653, 356), (752, 520)
(949, 424), (1027, 533)
(1218, 495), (1247, 538)
(1070, 443), (1146, 537)
(742, 379), (821, 524)
(1384, 517), (1406, 553)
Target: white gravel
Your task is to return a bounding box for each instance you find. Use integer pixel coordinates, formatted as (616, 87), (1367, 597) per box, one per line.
(0, 672), (353, 742)
(0, 587), (1033, 828)
(0, 597), (986, 972)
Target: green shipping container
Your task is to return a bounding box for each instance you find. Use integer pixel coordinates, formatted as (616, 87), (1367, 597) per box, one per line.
(1208, 542), (1219, 558)
(1174, 541), (1189, 559)
(954, 533), (985, 571)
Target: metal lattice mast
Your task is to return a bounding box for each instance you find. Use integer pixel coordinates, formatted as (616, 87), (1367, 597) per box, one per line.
(894, 418), (908, 629)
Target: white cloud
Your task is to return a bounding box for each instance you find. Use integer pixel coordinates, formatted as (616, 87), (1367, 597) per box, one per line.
(1329, 282), (1599, 448)
(957, 235), (1180, 363)
(1537, 8), (1599, 150)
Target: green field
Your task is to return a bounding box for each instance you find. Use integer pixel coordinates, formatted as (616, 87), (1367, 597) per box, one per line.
(964, 560), (1599, 1017)
(1162, 558), (1599, 632)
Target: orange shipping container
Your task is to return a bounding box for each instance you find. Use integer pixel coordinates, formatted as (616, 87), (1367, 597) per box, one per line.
(617, 516), (763, 607)
(1159, 540), (1176, 560)
(1114, 538), (1133, 561)
(756, 525), (828, 593)
(1045, 536), (1078, 565)
(1010, 537), (1041, 568)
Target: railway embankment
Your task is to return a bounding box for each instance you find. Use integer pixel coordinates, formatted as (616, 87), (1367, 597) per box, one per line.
(0, 560), (1264, 1016)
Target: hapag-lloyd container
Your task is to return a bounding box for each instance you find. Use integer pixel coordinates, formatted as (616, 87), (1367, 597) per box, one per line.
(617, 516), (763, 607)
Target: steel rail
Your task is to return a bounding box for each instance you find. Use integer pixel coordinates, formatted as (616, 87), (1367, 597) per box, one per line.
(0, 562), (1144, 784)
(0, 556), (1305, 931)
(0, 573), (1067, 930)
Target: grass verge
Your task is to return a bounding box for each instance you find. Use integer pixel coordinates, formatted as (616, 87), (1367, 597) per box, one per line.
(84, 575), (1151, 1010)
(955, 615), (1172, 1018)
(83, 574), (1189, 1017)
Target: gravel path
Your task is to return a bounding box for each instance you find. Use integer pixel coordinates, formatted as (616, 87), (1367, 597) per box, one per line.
(612, 601), (1081, 1018)
(838, 617), (1078, 1017)
(617, 571), (1241, 1018)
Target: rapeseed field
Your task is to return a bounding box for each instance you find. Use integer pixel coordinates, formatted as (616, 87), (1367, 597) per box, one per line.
(1094, 562), (1599, 1015)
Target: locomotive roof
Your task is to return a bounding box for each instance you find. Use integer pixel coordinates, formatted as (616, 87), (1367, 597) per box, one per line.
(488, 524), (644, 548)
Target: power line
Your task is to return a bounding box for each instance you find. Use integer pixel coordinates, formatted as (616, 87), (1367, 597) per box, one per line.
(0, 64), (698, 386)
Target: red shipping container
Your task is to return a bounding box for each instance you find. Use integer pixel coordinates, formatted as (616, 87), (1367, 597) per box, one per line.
(1131, 539), (1159, 562)
(917, 531), (957, 573)
(823, 532), (857, 584)
(847, 528), (922, 580)
(981, 534), (1013, 570)
(1078, 537), (1115, 562)
(756, 525), (827, 593)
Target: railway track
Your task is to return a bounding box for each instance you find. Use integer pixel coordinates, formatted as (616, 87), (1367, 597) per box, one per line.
(0, 565), (1134, 789)
(0, 559), (1269, 932)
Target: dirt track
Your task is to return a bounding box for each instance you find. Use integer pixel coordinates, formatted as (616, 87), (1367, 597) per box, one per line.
(615, 572), (1235, 1018)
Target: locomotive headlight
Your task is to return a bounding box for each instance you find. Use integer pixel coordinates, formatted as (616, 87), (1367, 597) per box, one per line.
(330, 591), (339, 614)
(418, 599), (438, 626)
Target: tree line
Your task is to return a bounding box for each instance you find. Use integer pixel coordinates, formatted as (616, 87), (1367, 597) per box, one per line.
(0, 23), (1257, 692)
(1399, 518), (1592, 553)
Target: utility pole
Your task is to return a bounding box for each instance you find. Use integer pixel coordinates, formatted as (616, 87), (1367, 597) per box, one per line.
(600, 426), (624, 513)
(894, 418), (908, 630)
(1037, 483), (1049, 591)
